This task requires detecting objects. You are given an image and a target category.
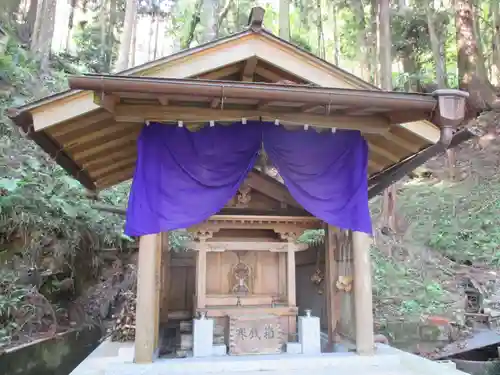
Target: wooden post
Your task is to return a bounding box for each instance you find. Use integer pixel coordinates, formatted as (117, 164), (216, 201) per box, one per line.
(135, 233), (161, 363)
(286, 243), (296, 306)
(153, 232), (164, 349)
(325, 225), (338, 345)
(352, 230), (375, 355)
(196, 248), (207, 309)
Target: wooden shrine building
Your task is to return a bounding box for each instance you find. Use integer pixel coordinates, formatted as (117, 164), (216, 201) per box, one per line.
(9, 7), (472, 365)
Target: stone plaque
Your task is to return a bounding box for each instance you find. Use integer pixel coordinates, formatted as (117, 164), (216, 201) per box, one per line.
(228, 315), (283, 355)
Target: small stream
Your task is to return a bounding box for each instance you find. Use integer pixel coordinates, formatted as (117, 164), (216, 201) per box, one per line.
(0, 327), (101, 375)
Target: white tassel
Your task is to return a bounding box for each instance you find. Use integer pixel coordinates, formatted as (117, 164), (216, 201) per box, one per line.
(304, 124), (309, 131)
(241, 118), (247, 124)
(209, 120), (215, 127)
(145, 120), (150, 126)
(178, 120), (184, 128)
(274, 119), (280, 126)
(331, 127), (336, 133)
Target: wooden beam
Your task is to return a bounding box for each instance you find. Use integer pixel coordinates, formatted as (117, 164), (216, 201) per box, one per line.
(352, 231), (374, 355)
(72, 132), (139, 162)
(287, 242), (296, 306)
(246, 171), (300, 208)
(241, 56), (258, 82)
(195, 248), (207, 309)
(94, 92), (118, 113)
(197, 64), (242, 80)
(113, 104), (390, 133)
(325, 225), (338, 345)
(368, 142), (401, 163)
(49, 111), (112, 139)
(90, 156), (136, 179)
(95, 166), (135, 189)
(135, 234), (160, 363)
(187, 241), (308, 252)
(158, 96), (169, 106)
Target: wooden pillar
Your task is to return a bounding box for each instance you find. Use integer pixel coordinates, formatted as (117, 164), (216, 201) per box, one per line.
(196, 248), (207, 309)
(325, 225), (338, 345)
(352, 230), (375, 355)
(135, 233), (162, 363)
(286, 243), (296, 306)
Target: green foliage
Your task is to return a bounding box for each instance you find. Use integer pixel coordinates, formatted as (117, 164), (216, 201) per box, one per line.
(0, 270), (32, 345)
(74, 22), (118, 73)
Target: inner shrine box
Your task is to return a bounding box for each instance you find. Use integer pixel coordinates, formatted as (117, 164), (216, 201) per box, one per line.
(186, 189), (321, 348)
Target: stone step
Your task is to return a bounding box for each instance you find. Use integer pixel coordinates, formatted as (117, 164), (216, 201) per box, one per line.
(179, 332), (193, 350)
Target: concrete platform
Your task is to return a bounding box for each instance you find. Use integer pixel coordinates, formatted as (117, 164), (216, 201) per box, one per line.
(70, 341), (469, 375)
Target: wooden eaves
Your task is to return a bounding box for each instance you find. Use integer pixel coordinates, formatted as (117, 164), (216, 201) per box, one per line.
(8, 74), (474, 193)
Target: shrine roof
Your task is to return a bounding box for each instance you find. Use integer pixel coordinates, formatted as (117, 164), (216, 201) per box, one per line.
(7, 10), (474, 193)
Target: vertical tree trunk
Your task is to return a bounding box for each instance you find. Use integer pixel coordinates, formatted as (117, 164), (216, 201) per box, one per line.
(116, 0), (136, 71)
(353, 0), (370, 81)
(426, 7), (447, 89)
(455, 0), (484, 87)
(279, 0), (290, 41)
(65, 0), (77, 52)
(471, 0), (488, 82)
(154, 13), (161, 59)
(369, 0), (379, 84)
(30, 0), (44, 52)
(493, 0), (500, 84)
(130, 15), (137, 67)
(182, 0), (203, 48)
(316, 0), (325, 58)
(30, 0), (57, 72)
(332, 4), (340, 66)
(99, 0), (107, 67)
(201, 0), (218, 42)
(378, 0), (397, 233)
(216, 0), (233, 37)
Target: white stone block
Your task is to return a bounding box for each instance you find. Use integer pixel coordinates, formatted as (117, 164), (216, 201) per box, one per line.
(298, 315), (321, 354)
(193, 318), (214, 357)
(212, 344), (227, 356)
(286, 342), (302, 354)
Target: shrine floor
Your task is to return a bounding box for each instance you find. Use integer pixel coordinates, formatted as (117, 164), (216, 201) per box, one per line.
(69, 340), (469, 375)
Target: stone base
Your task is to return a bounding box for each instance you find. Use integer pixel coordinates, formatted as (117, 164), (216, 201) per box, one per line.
(286, 342), (302, 354)
(70, 341), (470, 375)
(213, 344), (227, 357)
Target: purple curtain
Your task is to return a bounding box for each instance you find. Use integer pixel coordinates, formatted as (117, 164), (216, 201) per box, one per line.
(124, 122), (261, 235)
(124, 121), (372, 236)
(263, 126), (371, 233)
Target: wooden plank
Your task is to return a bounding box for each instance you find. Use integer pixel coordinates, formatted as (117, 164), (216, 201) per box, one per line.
(113, 104), (390, 134)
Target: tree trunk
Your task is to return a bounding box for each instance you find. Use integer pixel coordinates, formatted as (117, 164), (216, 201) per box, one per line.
(378, 0), (397, 234)
(369, 0), (378, 84)
(30, 0), (44, 52)
(130, 15), (137, 67)
(455, 0), (484, 87)
(471, 0), (488, 82)
(65, 0), (77, 52)
(154, 13), (161, 59)
(426, 7), (447, 89)
(99, 0), (107, 68)
(353, 0), (370, 81)
(30, 0), (57, 72)
(316, 0), (325, 58)
(216, 0), (233, 37)
(332, 4), (340, 66)
(182, 0), (203, 49)
(116, 0), (136, 71)
(279, 0), (290, 41)
(201, 0), (218, 42)
(493, 0), (500, 84)
(24, 0), (38, 41)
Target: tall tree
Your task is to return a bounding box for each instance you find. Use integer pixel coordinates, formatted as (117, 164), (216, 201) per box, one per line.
(491, 0), (500, 84)
(116, 0), (137, 71)
(378, 0), (397, 234)
(30, 0), (57, 72)
(279, 0), (290, 41)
